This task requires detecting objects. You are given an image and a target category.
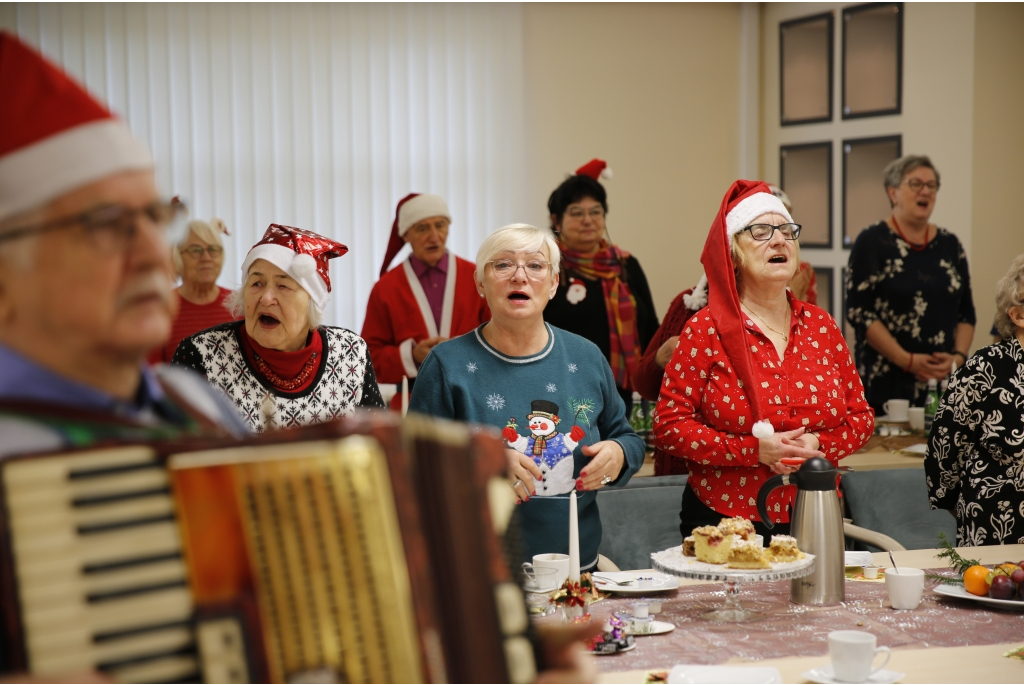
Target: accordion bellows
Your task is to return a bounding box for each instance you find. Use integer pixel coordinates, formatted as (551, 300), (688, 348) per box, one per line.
(0, 414), (534, 683)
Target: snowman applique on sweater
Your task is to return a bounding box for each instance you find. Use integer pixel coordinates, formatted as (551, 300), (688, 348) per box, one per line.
(502, 399), (585, 496)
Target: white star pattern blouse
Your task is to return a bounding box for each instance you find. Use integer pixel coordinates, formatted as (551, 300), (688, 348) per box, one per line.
(652, 294), (874, 523)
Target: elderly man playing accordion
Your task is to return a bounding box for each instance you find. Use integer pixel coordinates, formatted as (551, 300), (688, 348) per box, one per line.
(0, 32), (246, 457)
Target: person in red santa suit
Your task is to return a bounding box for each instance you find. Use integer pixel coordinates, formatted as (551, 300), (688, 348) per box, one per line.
(360, 193), (490, 405)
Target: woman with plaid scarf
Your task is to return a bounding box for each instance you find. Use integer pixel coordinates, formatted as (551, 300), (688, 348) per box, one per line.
(543, 160), (660, 410)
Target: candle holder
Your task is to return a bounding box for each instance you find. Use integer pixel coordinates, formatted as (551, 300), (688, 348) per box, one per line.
(550, 572), (599, 622)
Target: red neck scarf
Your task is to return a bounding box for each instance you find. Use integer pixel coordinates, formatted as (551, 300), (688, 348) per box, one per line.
(239, 326), (323, 393)
(559, 240), (640, 390)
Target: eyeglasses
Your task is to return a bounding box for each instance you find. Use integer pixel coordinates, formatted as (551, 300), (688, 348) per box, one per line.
(0, 200), (188, 252)
(903, 179), (940, 193)
(566, 206), (605, 221)
(181, 245), (224, 259)
(486, 259), (552, 280)
(741, 223), (802, 241)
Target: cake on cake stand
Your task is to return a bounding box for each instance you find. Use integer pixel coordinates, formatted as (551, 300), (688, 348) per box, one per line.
(651, 546), (815, 622)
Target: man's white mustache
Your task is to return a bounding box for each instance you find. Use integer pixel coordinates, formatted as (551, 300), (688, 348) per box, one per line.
(115, 270), (174, 309)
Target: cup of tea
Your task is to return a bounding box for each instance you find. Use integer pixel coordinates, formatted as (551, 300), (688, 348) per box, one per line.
(828, 631), (891, 683)
(524, 553), (569, 588)
(882, 399), (909, 422)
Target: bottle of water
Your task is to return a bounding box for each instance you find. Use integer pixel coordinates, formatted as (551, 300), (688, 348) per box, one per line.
(630, 392), (648, 444)
(923, 379), (940, 437)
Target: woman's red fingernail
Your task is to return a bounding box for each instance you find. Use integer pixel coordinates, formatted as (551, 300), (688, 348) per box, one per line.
(516, 498), (522, 505)
(580, 471), (587, 477)
(525, 496), (530, 501)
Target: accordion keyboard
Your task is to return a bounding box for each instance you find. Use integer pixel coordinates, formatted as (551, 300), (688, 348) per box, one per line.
(3, 447), (199, 683)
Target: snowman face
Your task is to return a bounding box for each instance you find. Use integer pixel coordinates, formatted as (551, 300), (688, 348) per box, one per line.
(528, 416), (555, 435)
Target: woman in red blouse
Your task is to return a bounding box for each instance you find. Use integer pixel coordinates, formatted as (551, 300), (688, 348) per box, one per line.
(652, 181), (873, 537)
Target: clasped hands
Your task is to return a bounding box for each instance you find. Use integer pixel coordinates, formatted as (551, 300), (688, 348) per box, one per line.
(757, 427), (823, 475)
(905, 351), (957, 382)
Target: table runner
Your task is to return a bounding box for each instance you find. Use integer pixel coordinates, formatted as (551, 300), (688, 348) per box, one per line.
(561, 570), (1024, 671)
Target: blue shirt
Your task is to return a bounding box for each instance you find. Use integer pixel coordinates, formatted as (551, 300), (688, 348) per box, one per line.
(409, 324), (645, 570)
(0, 342), (166, 420)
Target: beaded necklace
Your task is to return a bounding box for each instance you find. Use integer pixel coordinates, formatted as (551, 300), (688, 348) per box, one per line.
(891, 215), (931, 252)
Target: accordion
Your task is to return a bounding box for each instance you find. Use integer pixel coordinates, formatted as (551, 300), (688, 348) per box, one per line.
(0, 413), (538, 683)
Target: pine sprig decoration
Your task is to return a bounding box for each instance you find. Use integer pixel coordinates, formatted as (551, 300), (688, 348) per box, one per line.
(935, 531), (980, 574)
(925, 572), (964, 586)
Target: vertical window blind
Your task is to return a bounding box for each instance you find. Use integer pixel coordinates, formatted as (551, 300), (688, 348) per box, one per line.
(2, 2), (526, 331)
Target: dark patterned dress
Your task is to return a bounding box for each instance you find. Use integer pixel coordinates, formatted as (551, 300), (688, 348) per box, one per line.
(925, 337), (1024, 546)
(846, 222), (976, 411)
(172, 321), (384, 431)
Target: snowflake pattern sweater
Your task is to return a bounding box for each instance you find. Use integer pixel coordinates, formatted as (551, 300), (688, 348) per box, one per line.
(409, 324), (646, 570)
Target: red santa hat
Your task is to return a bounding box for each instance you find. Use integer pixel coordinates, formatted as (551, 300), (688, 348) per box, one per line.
(0, 31), (152, 222)
(241, 224), (348, 312)
(700, 180), (793, 424)
(574, 158), (613, 181)
(379, 192), (451, 277)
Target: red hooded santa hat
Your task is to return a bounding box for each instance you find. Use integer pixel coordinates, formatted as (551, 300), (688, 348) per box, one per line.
(0, 31), (152, 222)
(242, 224), (348, 313)
(701, 180), (792, 425)
(379, 193), (451, 277)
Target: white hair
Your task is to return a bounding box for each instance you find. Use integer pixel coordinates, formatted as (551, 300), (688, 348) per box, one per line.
(226, 266), (323, 332)
(475, 223), (561, 279)
(994, 253), (1024, 339)
(172, 218), (227, 275)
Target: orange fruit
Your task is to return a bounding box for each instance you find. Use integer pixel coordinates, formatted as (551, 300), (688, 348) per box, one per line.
(963, 565), (992, 596)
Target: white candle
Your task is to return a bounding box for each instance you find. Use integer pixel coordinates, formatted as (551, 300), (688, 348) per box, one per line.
(568, 490), (580, 582)
(401, 375), (409, 417)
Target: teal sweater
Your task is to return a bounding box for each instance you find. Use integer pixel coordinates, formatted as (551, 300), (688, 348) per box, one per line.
(409, 324), (645, 570)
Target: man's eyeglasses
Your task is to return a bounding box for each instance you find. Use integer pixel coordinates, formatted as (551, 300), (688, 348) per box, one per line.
(0, 200), (188, 252)
(486, 259), (552, 280)
(566, 207), (605, 221)
(741, 223), (802, 242)
(181, 245), (224, 259)
(903, 179), (940, 193)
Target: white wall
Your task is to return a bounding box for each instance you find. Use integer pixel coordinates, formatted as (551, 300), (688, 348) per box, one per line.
(0, 2), (526, 332)
(761, 2), (977, 321)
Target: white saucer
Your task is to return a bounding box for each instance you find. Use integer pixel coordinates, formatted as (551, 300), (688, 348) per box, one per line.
(801, 665), (905, 684)
(631, 619), (675, 636)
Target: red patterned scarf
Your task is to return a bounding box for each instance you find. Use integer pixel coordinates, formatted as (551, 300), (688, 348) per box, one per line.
(559, 240), (640, 390)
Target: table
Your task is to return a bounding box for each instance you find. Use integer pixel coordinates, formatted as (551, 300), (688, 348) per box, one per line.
(595, 545), (1024, 684)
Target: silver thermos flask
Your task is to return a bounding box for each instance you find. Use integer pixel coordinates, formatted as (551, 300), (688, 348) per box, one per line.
(757, 456), (845, 605)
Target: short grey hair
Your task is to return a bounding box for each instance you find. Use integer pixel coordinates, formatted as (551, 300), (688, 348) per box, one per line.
(171, 218), (227, 275)
(225, 268), (323, 332)
(882, 155), (941, 207)
(475, 223), (561, 279)
(994, 253), (1024, 339)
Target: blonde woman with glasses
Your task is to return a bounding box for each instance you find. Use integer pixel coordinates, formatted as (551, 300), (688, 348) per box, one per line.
(409, 223), (645, 571)
(149, 217), (237, 363)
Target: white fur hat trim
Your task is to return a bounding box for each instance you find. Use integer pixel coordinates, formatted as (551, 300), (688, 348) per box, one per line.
(725, 193), (793, 239)
(397, 193), (451, 236)
(751, 420), (775, 439)
(683, 273), (708, 310)
(241, 243), (328, 312)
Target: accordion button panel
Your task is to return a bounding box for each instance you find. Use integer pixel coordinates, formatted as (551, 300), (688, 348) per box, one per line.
(2, 449), (200, 683)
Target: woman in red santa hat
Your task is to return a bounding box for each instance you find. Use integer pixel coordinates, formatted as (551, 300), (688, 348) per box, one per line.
(651, 181), (873, 537)
(172, 224), (384, 431)
(543, 159), (660, 410)
(634, 184), (818, 477)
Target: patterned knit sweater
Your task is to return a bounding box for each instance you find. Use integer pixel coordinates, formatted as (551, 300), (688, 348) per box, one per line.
(172, 321), (384, 431)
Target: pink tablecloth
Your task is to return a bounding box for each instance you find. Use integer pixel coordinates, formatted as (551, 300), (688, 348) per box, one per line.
(554, 570), (1024, 672)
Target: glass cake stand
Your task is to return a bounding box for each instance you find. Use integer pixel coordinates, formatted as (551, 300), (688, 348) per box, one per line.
(651, 547), (815, 622)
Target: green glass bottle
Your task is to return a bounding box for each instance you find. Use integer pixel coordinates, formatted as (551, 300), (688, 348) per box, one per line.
(923, 379), (940, 437)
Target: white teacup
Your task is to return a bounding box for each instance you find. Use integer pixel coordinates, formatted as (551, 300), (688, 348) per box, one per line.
(908, 407), (925, 431)
(828, 630), (891, 683)
(524, 553), (570, 589)
(882, 399), (909, 422)
(885, 567), (925, 610)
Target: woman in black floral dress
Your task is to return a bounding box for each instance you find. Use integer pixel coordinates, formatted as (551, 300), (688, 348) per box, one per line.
(926, 254), (1024, 546)
(846, 155), (976, 412)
